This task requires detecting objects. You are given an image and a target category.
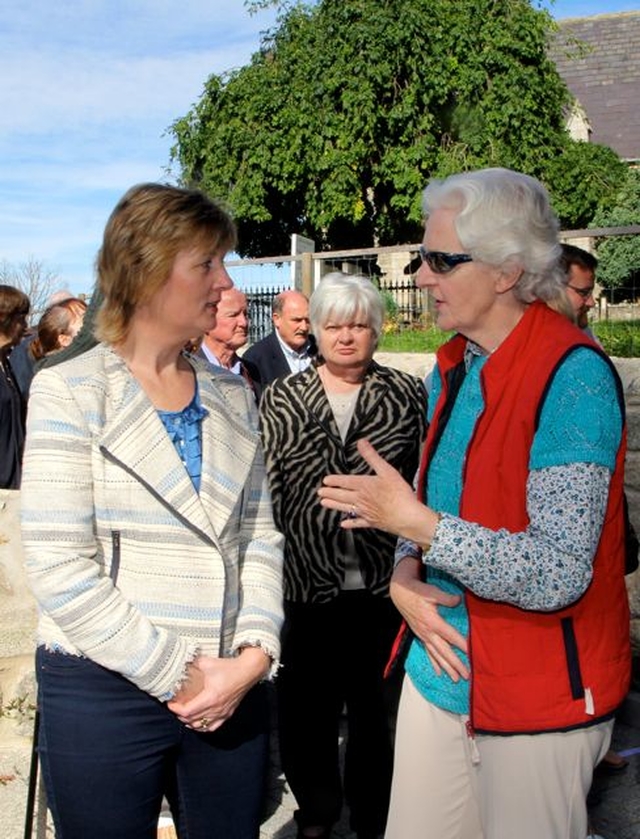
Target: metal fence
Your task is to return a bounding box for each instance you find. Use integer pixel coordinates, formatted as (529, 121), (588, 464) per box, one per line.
(241, 277), (424, 343)
(234, 245), (429, 342)
(233, 227), (640, 342)
(245, 286), (288, 344)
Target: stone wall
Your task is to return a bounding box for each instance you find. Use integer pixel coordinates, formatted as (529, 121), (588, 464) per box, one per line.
(0, 489), (39, 838)
(1, 354), (639, 838)
(617, 358), (640, 640)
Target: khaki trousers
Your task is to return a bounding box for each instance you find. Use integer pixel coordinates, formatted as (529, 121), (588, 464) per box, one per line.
(385, 675), (612, 839)
(385, 676), (483, 839)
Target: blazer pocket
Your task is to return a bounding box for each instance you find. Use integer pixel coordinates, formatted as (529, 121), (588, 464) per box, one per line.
(110, 530), (121, 583)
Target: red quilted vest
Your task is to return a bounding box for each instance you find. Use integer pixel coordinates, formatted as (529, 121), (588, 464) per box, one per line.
(422, 302), (631, 734)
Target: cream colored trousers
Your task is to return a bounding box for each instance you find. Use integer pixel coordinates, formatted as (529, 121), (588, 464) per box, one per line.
(385, 675), (612, 839)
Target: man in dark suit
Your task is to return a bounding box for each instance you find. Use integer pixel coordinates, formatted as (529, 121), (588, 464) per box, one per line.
(243, 290), (316, 393)
(197, 287), (261, 399)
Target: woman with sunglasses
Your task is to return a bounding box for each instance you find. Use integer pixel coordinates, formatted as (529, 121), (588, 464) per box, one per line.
(318, 168), (630, 839)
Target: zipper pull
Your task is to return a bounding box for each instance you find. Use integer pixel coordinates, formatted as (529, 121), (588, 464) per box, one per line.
(465, 717), (481, 765)
(585, 687), (595, 716)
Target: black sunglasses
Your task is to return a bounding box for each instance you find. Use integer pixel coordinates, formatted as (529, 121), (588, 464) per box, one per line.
(419, 246), (473, 274)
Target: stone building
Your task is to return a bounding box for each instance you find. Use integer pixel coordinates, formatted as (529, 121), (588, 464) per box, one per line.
(550, 11), (640, 163)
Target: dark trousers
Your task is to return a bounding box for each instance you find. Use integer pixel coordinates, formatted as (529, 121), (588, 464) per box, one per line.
(277, 591), (401, 835)
(36, 646), (269, 839)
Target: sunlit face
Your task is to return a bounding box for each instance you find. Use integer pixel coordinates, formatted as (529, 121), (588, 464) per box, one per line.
(415, 208), (503, 344)
(565, 264), (596, 329)
(318, 313), (376, 372)
(205, 287), (248, 352)
(273, 294), (311, 351)
(146, 246), (233, 343)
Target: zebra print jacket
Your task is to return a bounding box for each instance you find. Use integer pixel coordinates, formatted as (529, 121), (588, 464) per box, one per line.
(259, 361), (427, 603)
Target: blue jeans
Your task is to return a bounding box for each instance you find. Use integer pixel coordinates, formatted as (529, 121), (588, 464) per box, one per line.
(36, 647), (269, 839)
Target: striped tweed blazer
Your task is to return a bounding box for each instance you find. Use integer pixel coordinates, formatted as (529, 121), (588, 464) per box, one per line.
(260, 361), (428, 603)
(20, 344), (284, 701)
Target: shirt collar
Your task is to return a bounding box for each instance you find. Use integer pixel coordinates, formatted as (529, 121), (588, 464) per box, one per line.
(275, 329), (311, 361)
(201, 342), (242, 375)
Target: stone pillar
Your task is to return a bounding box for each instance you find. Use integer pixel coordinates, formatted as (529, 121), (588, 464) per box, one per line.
(613, 361), (640, 639)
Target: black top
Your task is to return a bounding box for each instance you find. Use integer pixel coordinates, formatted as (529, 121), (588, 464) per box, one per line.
(0, 346), (28, 489)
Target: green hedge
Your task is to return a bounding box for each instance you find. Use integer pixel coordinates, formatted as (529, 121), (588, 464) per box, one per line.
(592, 321), (640, 358)
(379, 321), (640, 357)
(378, 327), (451, 353)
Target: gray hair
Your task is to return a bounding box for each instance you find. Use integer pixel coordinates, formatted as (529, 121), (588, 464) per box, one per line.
(310, 272), (385, 341)
(422, 168), (565, 304)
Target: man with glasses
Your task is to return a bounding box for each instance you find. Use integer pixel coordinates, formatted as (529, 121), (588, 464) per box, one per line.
(560, 243), (631, 799)
(560, 243), (598, 334)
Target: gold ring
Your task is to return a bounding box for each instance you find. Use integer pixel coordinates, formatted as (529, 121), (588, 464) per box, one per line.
(348, 504), (358, 519)
(199, 717), (211, 730)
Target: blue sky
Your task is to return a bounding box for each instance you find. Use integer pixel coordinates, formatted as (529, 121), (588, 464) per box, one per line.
(1, 0), (638, 297)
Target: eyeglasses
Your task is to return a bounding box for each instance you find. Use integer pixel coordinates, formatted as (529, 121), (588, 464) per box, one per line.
(566, 284), (595, 300)
(418, 246), (473, 274)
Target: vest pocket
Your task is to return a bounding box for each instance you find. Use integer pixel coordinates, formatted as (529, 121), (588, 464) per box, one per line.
(561, 616), (584, 699)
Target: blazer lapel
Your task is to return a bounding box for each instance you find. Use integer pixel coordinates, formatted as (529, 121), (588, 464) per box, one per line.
(293, 366), (344, 445)
(195, 364), (260, 540)
(296, 362), (389, 446)
(347, 363), (388, 442)
(98, 353), (221, 547)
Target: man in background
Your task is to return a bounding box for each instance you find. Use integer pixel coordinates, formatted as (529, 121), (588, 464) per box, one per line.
(198, 286), (260, 398)
(561, 243), (630, 788)
(242, 289), (316, 392)
(560, 243), (598, 335)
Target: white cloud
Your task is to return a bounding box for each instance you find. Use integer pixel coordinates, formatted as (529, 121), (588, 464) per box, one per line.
(0, 4), (277, 135)
(2, 0), (636, 293)
(0, 0), (279, 290)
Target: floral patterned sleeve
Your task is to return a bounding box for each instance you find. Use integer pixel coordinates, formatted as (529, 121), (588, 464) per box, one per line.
(394, 535), (422, 566)
(426, 461), (611, 611)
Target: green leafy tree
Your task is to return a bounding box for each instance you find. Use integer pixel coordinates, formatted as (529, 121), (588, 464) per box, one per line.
(591, 168), (640, 294)
(542, 141), (626, 230)
(170, 0), (623, 255)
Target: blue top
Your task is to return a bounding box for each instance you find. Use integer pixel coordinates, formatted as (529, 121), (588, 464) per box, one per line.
(157, 385), (208, 492)
(405, 346), (623, 714)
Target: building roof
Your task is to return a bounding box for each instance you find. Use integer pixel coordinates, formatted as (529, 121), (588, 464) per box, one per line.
(550, 11), (640, 161)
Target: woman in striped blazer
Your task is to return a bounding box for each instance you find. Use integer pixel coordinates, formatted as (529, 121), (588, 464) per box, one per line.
(20, 184), (284, 839)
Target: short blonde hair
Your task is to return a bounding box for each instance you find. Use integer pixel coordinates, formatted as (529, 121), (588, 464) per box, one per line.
(95, 183), (236, 344)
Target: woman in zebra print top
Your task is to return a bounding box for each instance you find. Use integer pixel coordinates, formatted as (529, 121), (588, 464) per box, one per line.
(259, 272), (427, 839)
